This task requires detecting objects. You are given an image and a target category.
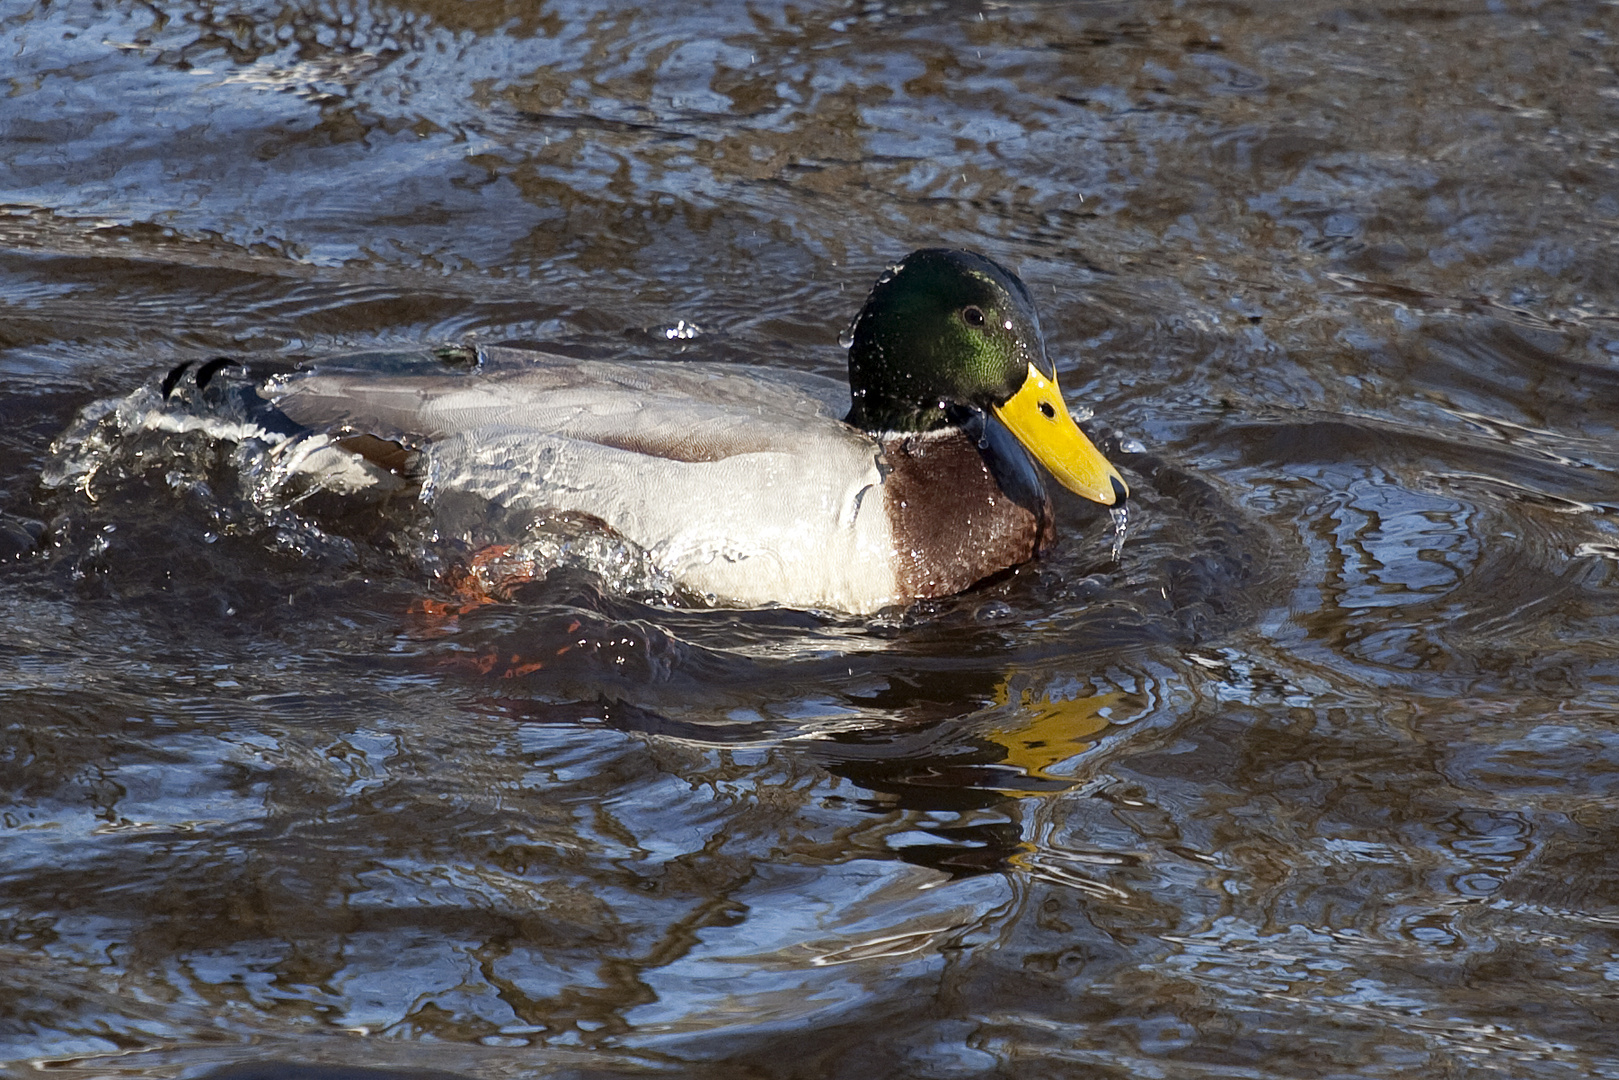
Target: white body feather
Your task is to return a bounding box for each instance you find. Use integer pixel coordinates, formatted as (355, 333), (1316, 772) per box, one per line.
(271, 352), (909, 612)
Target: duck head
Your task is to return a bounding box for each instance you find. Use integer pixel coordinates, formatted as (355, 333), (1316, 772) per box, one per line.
(844, 248), (1129, 506)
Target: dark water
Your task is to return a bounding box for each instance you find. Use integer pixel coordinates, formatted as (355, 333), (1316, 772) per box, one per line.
(4, 1), (1619, 1077)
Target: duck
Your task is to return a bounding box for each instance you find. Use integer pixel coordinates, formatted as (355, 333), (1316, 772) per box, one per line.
(158, 248), (1128, 614)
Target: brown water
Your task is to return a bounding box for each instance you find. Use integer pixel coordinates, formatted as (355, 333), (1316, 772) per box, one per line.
(4, 1), (1619, 1077)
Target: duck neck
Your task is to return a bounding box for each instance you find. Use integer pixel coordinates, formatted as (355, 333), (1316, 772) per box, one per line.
(847, 387), (991, 436)
(845, 397), (950, 434)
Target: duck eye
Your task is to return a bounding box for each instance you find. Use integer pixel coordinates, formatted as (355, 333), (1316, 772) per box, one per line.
(1038, 400), (1056, 419)
(962, 305), (986, 327)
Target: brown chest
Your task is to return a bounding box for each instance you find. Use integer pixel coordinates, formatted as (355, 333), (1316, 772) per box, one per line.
(880, 429), (1054, 601)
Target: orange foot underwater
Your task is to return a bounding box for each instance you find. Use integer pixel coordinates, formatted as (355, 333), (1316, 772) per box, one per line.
(407, 545), (565, 677)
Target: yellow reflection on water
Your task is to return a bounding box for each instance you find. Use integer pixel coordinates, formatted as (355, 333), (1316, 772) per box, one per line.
(978, 675), (1127, 796)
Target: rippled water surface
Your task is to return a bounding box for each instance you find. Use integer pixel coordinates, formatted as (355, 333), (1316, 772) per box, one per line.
(4, 1), (1619, 1077)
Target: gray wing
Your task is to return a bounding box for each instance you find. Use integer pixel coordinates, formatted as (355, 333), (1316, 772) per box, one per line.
(267, 349), (855, 463)
(263, 349), (901, 610)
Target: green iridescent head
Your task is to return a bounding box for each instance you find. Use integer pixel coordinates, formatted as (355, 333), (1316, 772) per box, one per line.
(844, 248), (1052, 433)
(843, 248), (1127, 506)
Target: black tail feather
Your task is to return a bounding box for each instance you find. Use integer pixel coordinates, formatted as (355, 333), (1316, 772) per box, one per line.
(157, 357), (304, 439)
(194, 356), (238, 390)
(160, 360), (193, 399)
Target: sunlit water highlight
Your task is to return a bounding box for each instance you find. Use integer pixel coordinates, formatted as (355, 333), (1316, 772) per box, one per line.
(3, 2), (1619, 1079)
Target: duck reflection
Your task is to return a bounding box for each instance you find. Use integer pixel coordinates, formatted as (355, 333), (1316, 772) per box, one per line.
(811, 668), (1132, 877)
(472, 642), (1147, 880)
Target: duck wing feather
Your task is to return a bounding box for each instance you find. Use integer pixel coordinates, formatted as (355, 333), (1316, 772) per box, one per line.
(264, 352), (901, 610)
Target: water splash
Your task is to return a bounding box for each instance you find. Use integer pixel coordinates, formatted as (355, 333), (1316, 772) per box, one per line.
(1108, 502), (1130, 563)
(485, 512), (676, 603)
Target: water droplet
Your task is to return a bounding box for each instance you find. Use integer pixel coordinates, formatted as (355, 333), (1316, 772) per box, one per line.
(838, 324), (855, 349)
(1108, 503), (1130, 563)
(975, 601), (1014, 624)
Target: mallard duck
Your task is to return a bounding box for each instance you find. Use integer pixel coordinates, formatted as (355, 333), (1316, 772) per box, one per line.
(162, 248), (1128, 614)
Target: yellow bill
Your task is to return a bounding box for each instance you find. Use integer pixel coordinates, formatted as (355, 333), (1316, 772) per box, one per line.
(991, 363), (1128, 505)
